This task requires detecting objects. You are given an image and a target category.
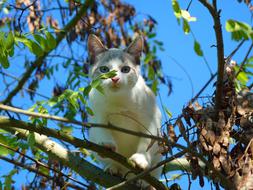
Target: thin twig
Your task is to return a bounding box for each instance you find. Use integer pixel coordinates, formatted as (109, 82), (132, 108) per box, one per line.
(0, 70), (50, 99)
(189, 72), (217, 105)
(235, 42), (253, 78)
(248, 83), (253, 89)
(190, 31), (213, 75)
(186, 0), (193, 11)
(227, 40), (245, 60)
(169, 56), (194, 99)
(0, 156), (86, 190)
(47, 54), (85, 63)
(8, 0), (38, 34)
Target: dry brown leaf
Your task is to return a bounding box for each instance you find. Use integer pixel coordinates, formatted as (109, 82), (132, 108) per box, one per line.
(219, 155), (231, 174)
(213, 142), (221, 155)
(168, 124), (177, 143)
(213, 156), (221, 170)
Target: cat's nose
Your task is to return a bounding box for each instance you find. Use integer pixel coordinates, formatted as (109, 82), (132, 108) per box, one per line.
(111, 77), (120, 83)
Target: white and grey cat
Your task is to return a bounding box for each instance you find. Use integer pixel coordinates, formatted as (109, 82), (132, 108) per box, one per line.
(87, 34), (162, 183)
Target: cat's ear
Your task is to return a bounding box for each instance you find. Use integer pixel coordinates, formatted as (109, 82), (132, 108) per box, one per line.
(125, 35), (143, 64)
(88, 34), (107, 64)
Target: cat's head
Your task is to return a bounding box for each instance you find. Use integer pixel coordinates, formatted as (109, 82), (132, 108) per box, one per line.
(87, 34), (143, 93)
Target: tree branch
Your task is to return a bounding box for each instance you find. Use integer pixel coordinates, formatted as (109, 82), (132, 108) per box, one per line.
(0, 142), (87, 188)
(1, 0), (92, 105)
(163, 157), (206, 175)
(198, 0), (225, 118)
(0, 119), (141, 190)
(0, 104), (163, 142)
(0, 117), (166, 190)
(107, 150), (187, 190)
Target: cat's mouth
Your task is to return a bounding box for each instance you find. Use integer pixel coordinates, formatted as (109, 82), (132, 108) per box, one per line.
(109, 83), (120, 91)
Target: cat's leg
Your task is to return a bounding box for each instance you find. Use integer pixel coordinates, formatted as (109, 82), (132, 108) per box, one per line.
(129, 137), (154, 170)
(89, 125), (123, 175)
(129, 119), (162, 189)
(89, 127), (117, 151)
(129, 138), (161, 189)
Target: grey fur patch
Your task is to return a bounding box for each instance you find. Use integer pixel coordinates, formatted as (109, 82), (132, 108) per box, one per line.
(90, 48), (138, 65)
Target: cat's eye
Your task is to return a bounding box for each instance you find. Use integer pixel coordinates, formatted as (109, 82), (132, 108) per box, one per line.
(121, 66), (131, 73)
(99, 66), (110, 73)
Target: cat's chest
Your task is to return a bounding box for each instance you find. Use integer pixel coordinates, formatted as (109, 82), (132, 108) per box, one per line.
(96, 97), (146, 129)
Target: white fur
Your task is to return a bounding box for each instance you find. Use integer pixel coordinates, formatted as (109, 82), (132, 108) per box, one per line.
(88, 58), (162, 182)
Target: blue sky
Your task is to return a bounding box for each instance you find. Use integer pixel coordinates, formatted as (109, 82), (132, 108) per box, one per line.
(127, 0), (252, 115)
(0, 0), (252, 189)
(126, 0), (252, 189)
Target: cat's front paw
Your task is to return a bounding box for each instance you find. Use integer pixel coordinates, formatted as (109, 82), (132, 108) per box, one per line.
(129, 153), (149, 170)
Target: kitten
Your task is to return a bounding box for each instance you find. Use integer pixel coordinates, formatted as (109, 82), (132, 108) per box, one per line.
(87, 34), (162, 185)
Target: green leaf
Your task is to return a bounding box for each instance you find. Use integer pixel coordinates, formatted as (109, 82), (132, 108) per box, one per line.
(4, 169), (17, 190)
(45, 31), (57, 49)
(15, 36), (44, 57)
(235, 80), (242, 92)
(247, 56), (253, 63)
(99, 70), (117, 79)
(8, 46), (14, 57)
(68, 96), (79, 110)
(27, 132), (36, 148)
(164, 106), (172, 118)
(78, 93), (86, 104)
(95, 85), (104, 95)
(144, 53), (153, 64)
(154, 40), (163, 46)
(0, 129), (8, 133)
(237, 72), (249, 85)
(183, 19), (190, 34)
(148, 65), (155, 80)
(147, 33), (156, 39)
(60, 125), (73, 135)
(86, 106), (94, 116)
(234, 66), (249, 85)
(226, 20), (236, 32)
(194, 40), (203, 56)
(33, 34), (49, 51)
(91, 78), (101, 89)
(151, 79), (158, 95)
(172, 0), (181, 18)
(245, 63), (253, 68)
(47, 98), (58, 107)
(79, 148), (91, 157)
(0, 146), (9, 156)
(30, 41), (44, 57)
(0, 53), (9, 68)
(15, 35), (30, 44)
(5, 32), (14, 51)
(226, 19), (253, 41)
(39, 167), (50, 177)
